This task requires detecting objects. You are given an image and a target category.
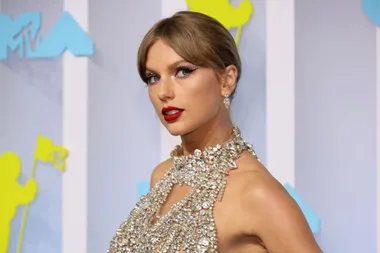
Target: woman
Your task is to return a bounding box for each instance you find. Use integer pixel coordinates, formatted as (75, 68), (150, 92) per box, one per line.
(108, 11), (322, 253)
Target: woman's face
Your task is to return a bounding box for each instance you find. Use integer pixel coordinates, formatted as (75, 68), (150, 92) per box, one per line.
(145, 40), (225, 136)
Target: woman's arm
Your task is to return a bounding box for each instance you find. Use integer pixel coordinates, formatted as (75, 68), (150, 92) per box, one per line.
(240, 165), (323, 253)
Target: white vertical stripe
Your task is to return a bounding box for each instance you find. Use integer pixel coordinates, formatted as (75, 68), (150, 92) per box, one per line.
(159, 0), (186, 162)
(376, 27), (380, 253)
(62, 1), (89, 253)
(265, 1), (295, 186)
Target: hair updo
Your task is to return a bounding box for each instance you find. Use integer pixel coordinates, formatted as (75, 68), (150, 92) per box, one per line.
(137, 11), (241, 99)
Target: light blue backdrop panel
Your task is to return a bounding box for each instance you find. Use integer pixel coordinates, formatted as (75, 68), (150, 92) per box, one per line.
(137, 181), (150, 199)
(284, 183), (320, 234)
(362, 0), (380, 27)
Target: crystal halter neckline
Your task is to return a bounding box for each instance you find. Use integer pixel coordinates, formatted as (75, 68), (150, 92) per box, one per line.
(107, 126), (259, 253)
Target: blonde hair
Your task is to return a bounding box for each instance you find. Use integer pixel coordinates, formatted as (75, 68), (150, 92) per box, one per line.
(137, 11), (241, 98)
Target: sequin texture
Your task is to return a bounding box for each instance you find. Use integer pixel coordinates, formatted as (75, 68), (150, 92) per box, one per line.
(107, 126), (258, 253)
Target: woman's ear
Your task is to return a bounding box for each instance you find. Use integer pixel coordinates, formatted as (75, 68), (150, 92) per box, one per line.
(220, 65), (238, 96)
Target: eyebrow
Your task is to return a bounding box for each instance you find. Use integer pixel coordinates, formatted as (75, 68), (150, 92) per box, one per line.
(145, 59), (190, 74)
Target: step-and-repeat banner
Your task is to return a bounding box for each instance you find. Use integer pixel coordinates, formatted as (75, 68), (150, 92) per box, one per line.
(1, 0), (379, 253)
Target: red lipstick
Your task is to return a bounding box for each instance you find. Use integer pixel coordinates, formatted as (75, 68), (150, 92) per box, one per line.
(161, 106), (184, 122)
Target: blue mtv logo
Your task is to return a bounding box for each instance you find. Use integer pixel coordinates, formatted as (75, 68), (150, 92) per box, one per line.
(0, 11), (95, 60)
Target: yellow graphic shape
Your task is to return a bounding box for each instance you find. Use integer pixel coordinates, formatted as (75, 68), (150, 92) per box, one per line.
(34, 134), (68, 172)
(186, 0), (254, 45)
(0, 134), (68, 253)
(0, 152), (38, 253)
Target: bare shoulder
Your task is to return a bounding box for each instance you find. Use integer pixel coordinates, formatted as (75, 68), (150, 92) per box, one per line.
(236, 155), (301, 222)
(231, 152), (323, 253)
(235, 151), (291, 203)
(150, 158), (173, 188)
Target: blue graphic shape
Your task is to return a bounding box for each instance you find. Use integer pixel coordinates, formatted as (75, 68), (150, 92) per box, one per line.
(137, 181), (150, 198)
(284, 183), (320, 234)
(0, 11), (95, 60)
(362, 0), (380, 27)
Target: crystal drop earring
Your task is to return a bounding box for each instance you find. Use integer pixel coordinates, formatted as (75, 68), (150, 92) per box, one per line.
(223, 93), (230, 109)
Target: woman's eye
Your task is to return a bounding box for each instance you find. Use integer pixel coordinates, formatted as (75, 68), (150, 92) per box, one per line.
(177, 68), (193, 77)
(146, 75), (160, 85)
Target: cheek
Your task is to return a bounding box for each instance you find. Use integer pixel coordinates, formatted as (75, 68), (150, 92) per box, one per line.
(148, 88), (160, 111)
(188, 79), (221, 109)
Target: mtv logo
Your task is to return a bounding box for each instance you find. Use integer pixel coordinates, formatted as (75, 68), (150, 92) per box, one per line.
(0, 11), (95, 60)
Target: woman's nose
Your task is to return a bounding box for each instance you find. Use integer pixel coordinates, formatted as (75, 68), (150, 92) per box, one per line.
(157, 77), (174, 102)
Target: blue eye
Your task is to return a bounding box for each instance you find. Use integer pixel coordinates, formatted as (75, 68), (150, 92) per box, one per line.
(177, 68), (192, 77)
(146, 75), (160, 85)
(176, 66), (198, 78)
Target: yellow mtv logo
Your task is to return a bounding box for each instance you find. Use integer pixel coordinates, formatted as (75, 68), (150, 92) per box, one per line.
(186, 0), (254, 45)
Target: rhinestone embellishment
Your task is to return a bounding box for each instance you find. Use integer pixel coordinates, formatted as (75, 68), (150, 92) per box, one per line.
(107, 126), (258, 253)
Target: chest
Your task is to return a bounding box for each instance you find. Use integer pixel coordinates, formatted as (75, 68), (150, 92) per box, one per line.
(108, 172), (267, 253)
(157, 182), (266, 253)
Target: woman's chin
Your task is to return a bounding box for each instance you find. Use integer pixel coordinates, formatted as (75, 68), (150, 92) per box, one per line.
(164, 122), (191, 137)
(166, 126), (185, 136)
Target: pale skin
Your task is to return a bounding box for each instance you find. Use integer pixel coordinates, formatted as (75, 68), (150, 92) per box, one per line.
(145, 39), (323, 253)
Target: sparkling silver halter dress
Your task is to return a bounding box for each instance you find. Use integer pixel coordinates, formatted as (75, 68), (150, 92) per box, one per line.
(107, 126), (258, 253)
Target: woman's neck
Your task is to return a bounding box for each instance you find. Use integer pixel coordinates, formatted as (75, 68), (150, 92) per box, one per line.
(180, 118), (234, 156)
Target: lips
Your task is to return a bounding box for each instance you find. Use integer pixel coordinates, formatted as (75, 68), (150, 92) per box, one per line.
(161, 106), (184, 122)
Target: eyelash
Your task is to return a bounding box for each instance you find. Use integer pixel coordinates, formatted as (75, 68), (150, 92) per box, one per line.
(145, 65), (198, 85)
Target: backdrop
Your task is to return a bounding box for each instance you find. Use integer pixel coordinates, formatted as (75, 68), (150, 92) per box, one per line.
(0, 0), (379, 253)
